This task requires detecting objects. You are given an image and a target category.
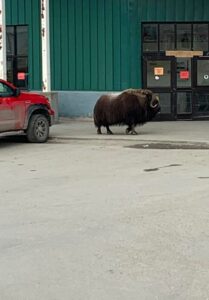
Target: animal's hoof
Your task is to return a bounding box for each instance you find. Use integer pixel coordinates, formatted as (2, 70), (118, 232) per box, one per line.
(126, 128), (130, 134)
(107, 130), (113, 135)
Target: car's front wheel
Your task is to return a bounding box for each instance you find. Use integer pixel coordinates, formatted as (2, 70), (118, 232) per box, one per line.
(26, 114), (49, 143)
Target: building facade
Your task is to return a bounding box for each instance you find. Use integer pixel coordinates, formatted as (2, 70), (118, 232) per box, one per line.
(3, 0), (209, 119)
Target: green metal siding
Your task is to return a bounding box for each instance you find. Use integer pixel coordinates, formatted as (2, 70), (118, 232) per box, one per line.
(6, 0), (209, 91)
(50, 0), (140, 91)
(50, 0), (209, 91)
(139, 0), (209, 22)
(6, 0), (42, 90)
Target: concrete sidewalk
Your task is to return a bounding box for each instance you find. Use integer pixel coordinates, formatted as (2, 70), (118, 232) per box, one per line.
(51, 118), (209, 144)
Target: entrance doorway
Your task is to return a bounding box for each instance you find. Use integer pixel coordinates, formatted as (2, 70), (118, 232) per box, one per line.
(142, 22), (209, 120)
(6, 25), (29, 89)
(143, 55), (209, 120)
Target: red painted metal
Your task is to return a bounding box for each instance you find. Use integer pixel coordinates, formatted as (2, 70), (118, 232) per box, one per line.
(0, 79), (54, 132)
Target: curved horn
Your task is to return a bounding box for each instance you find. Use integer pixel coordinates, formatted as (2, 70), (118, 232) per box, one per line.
(150, 96), (159, 108)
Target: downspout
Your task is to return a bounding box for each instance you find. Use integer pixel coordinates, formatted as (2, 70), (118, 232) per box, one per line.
(41, 0), (51, 92)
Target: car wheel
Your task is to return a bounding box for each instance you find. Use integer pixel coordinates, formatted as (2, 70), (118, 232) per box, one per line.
(26, 114), (49, 143)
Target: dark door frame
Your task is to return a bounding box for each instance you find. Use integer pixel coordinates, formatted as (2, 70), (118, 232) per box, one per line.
(192, 56), (209, 119)
(142, 55), (176, 120)
(143, 55), (209, 120)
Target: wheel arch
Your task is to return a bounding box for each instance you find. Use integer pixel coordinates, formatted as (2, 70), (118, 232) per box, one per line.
(24, 104), (51, 130)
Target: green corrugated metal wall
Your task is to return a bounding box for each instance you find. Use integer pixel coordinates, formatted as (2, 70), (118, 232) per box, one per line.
(5, 0), (42, 90)
(50, 0), (140, 91)
(5, 0), (209, 91)
(50, 0), (209, 91)
(139, 0), (209, 21)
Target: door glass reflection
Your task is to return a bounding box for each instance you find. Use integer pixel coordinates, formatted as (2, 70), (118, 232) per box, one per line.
(195, 93), (209, 113)
(177, 24), (192, 50)
(156, 93), (171, 113)
(143, 24), (158, 52)
(177, 92), (192, 114)
(193, 24), (208, 51)
(197, 60), (209, 86)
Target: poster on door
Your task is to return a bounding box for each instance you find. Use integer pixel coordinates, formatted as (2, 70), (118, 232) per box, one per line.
(180, 70), (189, 80)
(154, 67), (164, 76)
(17, 72), (26, 80)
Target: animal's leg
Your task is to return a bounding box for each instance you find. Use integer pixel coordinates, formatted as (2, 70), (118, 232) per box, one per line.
(97, 126), (102, 134)
(106, 126), (113, 134)
(126, 126), (132, 134)
(126, 124), (137, 134)
(130, 125), (137, 135)
(126, 124), (137, 135)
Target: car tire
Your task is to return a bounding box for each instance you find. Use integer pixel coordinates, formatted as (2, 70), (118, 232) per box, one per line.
(26, 114), (49, 143)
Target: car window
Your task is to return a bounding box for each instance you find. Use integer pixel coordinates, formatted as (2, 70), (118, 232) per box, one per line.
(0, 82), (14, 97)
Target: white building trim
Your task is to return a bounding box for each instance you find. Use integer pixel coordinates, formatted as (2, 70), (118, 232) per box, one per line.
(41, 0), (51, 92)
(0, 0), (7, 80)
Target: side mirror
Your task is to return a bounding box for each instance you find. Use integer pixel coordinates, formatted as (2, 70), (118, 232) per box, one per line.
(14, 88), (20, 97)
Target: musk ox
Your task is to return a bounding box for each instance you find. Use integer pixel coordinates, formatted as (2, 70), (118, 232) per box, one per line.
(93, 89), (160, 134)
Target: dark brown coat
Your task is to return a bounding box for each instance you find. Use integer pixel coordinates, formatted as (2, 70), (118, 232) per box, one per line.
(93, 89), (160, 134)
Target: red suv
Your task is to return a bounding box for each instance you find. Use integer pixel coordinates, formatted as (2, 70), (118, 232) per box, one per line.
(0, 79), (55, 143)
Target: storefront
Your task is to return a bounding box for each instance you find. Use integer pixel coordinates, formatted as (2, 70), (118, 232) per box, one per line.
(2, 0), (209, 119)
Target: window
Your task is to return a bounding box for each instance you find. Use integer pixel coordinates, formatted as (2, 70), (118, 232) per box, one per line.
(176, 24), (192, 50)
(142, 23), (209, 53)
(177, 92), (192, 114)
(195, 93), (209, 113)
(6, 27), (15, 56)
(0, 82), (13, 97)
(143, 24), (158, 52)
(193, 24), (209, 51)
(160, 24), (175, 51)
(16, 26), (28, 56)
(156, 93), (171, 113)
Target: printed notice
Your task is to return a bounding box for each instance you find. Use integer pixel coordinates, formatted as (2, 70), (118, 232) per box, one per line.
(180, 71), (189, 80)
(18, 72), (26, 80)
(154, 67), (164, 76)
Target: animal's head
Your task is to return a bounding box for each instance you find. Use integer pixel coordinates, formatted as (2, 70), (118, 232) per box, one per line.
(141, 90), (161, 120)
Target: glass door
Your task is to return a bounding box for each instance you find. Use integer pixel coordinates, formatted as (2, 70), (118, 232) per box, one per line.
(6, 25), (28, 89)
(176, 57), (193, 119)
(193, 57), (209, 118)
(143, 56), (176, 120)
(143, 56), (196, 120)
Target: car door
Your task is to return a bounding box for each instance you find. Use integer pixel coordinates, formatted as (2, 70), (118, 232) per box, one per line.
(0, 81), (25, 132)
(0, 82), (16, 132)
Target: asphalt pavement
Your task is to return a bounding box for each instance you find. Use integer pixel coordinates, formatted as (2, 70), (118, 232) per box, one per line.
(1, 118), (209, 300)
(51, 118), (209, 145)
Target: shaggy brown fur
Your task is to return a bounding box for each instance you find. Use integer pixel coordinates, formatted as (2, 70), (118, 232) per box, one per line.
(93, 89), (160, 134)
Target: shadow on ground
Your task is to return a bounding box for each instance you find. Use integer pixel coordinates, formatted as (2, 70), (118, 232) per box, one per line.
(127, 141), (209, 150)
(0, 135), (28, 147)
